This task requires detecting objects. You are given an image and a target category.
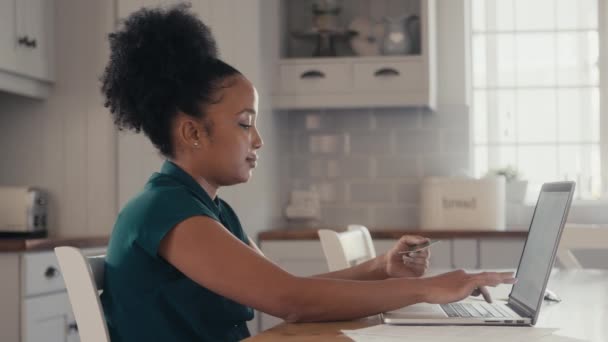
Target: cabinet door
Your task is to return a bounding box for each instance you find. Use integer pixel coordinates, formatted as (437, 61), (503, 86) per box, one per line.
(23, 292), (76, 342)
(15, 0), (55, 82)
(259, 241), (328, 332)
(452, 239), (479, 269)
(479, 239), (525, 270)
(0, 0), (18, 73)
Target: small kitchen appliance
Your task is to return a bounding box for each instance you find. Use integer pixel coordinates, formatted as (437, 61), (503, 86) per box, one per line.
(0, 186), (48, 238)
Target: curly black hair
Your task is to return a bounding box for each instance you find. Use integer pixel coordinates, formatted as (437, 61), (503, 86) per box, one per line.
(101, 4), (240, 157)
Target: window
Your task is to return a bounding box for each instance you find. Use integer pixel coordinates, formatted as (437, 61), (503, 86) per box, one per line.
(471, 0), (602, 200)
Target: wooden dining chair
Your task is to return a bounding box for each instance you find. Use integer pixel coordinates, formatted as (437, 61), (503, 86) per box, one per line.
(317, 224), (376, 271)
(55, 246), (110, 342)
(557, 224), (608, 269)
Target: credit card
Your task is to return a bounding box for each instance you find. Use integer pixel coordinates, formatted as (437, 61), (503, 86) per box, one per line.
(397, 239), (441, 254)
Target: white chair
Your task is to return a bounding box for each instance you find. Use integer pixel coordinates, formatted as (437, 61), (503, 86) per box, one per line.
(54, 246), (110, 342)
(557, 225), (608, 269)
(317, 224), (376, 271)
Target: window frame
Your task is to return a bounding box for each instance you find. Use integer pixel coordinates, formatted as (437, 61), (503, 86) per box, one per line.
(468, 0), (608, 207)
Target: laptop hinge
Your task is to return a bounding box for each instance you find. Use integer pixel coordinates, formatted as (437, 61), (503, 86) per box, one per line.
(507, 298), (534, 318)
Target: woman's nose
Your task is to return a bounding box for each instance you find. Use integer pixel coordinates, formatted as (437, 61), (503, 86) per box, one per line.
(253, 128), (263, 149)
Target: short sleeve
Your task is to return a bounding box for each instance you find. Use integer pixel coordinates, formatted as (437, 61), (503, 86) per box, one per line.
(217, 199), (250, 245)
(133, 188), (218, 258)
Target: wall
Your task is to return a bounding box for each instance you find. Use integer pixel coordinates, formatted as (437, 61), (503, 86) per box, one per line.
(278, 0), (472, 229)
(0, 0), (116, 237)
(0, 0), (285, 238)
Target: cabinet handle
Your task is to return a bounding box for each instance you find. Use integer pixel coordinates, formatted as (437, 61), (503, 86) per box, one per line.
(68, 322), (78, 332)
(44, 266), (58, 278)
(374, 68), (400, 77)
(17, 36), (29, 46)
(300, 70), (325, 79)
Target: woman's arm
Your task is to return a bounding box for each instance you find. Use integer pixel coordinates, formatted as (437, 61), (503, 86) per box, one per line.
(248, 235), (264, 256)
(312, 256), (388, 281)
(159, 216), (515, 323)
(248, 234), (428, 281)
(313, 235), (431, 281)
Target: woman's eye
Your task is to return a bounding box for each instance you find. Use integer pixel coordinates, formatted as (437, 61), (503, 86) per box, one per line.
(239, 123), (252, 129)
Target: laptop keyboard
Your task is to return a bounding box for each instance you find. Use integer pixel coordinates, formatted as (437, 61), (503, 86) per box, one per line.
(440, 303), (511, 318)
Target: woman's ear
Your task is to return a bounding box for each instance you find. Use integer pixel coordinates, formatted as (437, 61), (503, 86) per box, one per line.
(175, 114), (203, 150)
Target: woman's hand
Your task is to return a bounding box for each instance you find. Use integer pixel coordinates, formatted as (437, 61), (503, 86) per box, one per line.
(422, 270), (517, 304)
(385, 235), (430, 278)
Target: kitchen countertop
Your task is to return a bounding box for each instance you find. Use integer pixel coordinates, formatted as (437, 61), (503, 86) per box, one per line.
(258, 228), (528, 241)
(0, 228), (527, 251)
(0, 236), (109, 252)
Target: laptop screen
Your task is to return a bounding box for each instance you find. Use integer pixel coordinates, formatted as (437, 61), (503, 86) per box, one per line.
(509, 182), (574, 316)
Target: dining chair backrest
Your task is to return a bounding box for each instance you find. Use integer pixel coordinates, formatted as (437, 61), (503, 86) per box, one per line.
(54, 246), (110, 342)
(317, 224), (376, 271)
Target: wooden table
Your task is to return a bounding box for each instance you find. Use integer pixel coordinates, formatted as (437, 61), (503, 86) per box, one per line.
(245, 270), (608, 342)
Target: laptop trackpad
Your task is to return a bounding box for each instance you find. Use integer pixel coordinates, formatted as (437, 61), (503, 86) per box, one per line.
(386, 303), (448, 318)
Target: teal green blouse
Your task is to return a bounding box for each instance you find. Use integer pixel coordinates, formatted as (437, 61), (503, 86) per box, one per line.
(101, 161), (253, 341)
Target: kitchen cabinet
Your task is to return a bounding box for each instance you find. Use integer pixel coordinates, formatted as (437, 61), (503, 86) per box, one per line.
(0, 0), (55, 98)
(22, 292), (78, 342)
(479, 239), (525, 269)
(14, 0), (55, 82)
(257, 241), (328, 332)
(0, 247), (105, 342)
(272, 0), (436, 109)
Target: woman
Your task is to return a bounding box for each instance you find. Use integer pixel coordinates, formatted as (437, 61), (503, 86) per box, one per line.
(100, 5), (516, 342)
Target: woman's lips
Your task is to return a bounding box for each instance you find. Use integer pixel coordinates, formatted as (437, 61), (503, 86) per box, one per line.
(246, 155), (258, 167)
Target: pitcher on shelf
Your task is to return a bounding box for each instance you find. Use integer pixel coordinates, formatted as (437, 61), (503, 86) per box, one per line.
(381, 15), (410, 55)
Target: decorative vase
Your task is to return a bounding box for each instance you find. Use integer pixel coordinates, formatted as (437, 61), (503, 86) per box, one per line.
(348, 16), (383, 56)
(381, 15), (411, 55)
(406, 14), (421, 54)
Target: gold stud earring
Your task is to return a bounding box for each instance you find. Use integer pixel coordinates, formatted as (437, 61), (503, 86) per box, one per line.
(193, 141), (199, 147)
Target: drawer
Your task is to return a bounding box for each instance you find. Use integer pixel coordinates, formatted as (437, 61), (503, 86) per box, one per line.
(279, 63), (351, 94)
(353, 61), (426, 92)
(22, 251), (66, 297)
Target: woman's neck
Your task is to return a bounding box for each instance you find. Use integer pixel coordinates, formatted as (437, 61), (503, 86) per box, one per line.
(168, 159), (219, 199)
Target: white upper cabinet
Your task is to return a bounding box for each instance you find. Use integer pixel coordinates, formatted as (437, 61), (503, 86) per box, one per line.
(0, 0), (55, 99)
(272, 0), (436, 110)
(14, 0), (55, 82)
(0, 0), (18, 74)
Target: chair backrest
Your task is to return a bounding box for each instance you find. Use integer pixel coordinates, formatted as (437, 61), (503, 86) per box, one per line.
(318, 224), (376, 271)
(557, 225), (608, 269)
(54, 246), (110, 342)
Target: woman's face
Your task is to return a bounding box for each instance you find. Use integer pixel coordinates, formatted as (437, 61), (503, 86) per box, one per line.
(194, 74), (263, 186)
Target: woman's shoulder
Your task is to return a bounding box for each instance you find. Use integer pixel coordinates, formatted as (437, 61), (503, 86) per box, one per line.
(120, 177), (200, 220)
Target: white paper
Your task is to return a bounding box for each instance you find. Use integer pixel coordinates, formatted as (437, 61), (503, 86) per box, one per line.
(343, 333), (415, 342)
(341, 325), (563, 342)
(537, 336), (588, 342)
(342, 333), (588, 342)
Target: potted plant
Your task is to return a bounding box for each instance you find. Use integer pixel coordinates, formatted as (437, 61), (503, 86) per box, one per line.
(487, 166), (528, 203)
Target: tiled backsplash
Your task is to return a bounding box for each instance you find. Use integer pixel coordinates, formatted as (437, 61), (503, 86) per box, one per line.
(282, 105), (471, 229)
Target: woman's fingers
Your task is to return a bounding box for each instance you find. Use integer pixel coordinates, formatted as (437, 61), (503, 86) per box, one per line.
(401, 255), (428, 265)
(478, 286), (492, 303)
(469, 272), (517, 303)
(470, 286), (493, 303)
(474, 272), (517, 287)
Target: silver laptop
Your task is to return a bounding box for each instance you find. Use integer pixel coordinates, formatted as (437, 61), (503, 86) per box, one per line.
(382, 181), (575, 326)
